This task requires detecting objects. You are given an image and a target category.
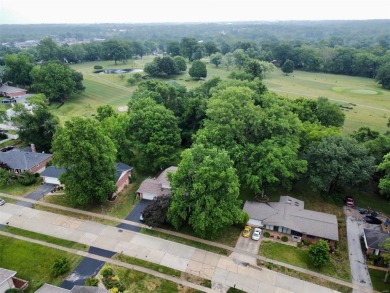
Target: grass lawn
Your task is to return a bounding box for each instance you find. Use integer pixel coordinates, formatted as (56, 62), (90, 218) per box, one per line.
(262, 69), (390, 134)
(114, 253), (181, 277)
(259, 241), (351, 282)
(140, 228), (229, 256)
(0, 236), (83, 293)
(106, 265), (197, 293)
(62, 57), (389, 135)
(0, 178), (43, 196)
(2, 226), (87, 251)
(369, 268), (390, 292)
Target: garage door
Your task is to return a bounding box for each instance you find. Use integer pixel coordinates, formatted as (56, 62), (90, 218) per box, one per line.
(43, 177), (60, 185)
(247, 219), (263, 227)
(141, 193), (157, 200)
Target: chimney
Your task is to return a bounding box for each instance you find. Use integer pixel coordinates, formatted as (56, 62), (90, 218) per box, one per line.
(31, 144), (36, 153)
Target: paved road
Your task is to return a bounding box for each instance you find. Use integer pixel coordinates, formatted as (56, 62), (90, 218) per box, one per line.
(344, 207), (373, 293)
(0, 203), (343, 293)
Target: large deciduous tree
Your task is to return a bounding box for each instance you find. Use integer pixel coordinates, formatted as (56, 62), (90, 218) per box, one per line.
(282, 59), (295, 75)
(376, 62), (390, 89)
(30, 62), (84, 102)
(52, 117), (117, 206)
(102, 40), (133, 65)
(12, 94), (59, 152)
(189, 60), (207, 80)
(127, 97), (181, 172)
(304, 135), (375, 194)
(142, 195), (171, 227)
(377, 153), (390, 198)
(167, 144), (244, 239)
(180, 37), (198, 62)
(3, 52), (33, 86)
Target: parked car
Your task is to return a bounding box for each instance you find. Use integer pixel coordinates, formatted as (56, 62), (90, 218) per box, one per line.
(140, 213), (144, 221)
(252, 227), (262, 241)
(0, 199), (5, 206)
(1, 99), (16, 104)
(242, 225), (252, 238)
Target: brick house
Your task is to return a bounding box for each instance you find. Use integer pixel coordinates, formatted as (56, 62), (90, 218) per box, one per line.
(41, 162), (133, 194)
(0, 146), (52, 174)
(243, 196), (339, 247)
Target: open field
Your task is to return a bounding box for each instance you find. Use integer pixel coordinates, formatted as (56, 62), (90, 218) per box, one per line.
(263, 69), (390, 134)
(62, 57), (390, 134)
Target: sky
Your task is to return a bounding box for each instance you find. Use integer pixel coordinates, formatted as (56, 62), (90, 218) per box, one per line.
(0, 0), (389, 24)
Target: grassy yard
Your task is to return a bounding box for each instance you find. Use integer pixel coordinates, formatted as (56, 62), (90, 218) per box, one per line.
(141, 228), (229, 256)
(0, 236), (83, 293)
(259, 241), (351, 282)
(2, 226), (87, 251)
(369, 268), (390, 292)
(0, 178), (43, 196)
(106, 265), (202, 293)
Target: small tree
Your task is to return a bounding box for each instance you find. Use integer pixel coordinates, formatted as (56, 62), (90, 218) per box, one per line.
(51, 257), (70, 277)
(173, 56), (187, 72)
(189, 60), (207, 80)
(282, 59), (294, 75)
(142, 195), (171, 227)
(308, 240), (330, 267)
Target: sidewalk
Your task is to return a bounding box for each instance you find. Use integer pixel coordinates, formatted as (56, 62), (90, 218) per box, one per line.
(0, 193), (377, 292)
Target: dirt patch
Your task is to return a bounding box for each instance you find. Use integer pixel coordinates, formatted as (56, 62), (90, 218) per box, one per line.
(118, 106), (128, 112)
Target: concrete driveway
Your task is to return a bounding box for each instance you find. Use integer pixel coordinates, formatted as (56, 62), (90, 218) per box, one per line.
(344, 207), (373, 293)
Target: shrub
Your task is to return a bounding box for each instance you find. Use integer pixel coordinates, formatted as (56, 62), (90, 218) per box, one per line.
(297, 242), (303, 248)
(17, 171), (36, 185)
(94, 65), (103, 69)
(85, 277), (99, 286)
(303, 239), (310, 246)
(127, 77), (137, 86)
(308, 239), (331, 267)
(51, 257), (70, 277)
(240, 212), (249, 226)
(5, 289), (23, 293)
(101, 267), (113, 277)
(281, 236), (288, 242)
(263, 231), (270, 238)
(0, 132), (7, 139)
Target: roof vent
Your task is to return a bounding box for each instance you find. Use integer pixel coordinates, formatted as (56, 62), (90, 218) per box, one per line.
(295, 202), (299, 206)
(287, 199), (292, 204)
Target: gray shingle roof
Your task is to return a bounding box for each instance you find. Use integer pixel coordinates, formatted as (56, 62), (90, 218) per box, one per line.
(35, 283), (70, 293)
(41, 163), (132, 183)
(0, 267), (16, 286)
(0, 149), (52, 171)
(243, 196), (339, 241)
(363, 229), (390, 250)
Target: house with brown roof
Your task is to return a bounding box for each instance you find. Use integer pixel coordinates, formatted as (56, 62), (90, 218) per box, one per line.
(0, 268), (28, 292)
(137, 166), (177, 200)
(0, 83), (27, 97)
(243, 196), (339, 246)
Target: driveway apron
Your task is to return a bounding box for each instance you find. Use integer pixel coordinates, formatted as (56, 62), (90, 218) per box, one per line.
(16, 183), (55, 207)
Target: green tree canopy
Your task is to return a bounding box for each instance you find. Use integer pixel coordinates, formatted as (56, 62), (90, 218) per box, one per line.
(12, 94), (59, 152)
(304, 135), (376, 194)
(377, 153), (390, 198)
(102, 39), (133, 64)
(210, 53), (223, 68)
(282, 59), (295, 75)
(3, 52), (33, 86)
(173, 56), (187, 72)
(308, 240), (331, 267)
(52, 117), (117, 206)
(376, 62), (390, 89)
(127, 97), (181, 172)
(189, 60), (207, 80)
(30, 62), (84, 102)
(167, 144), (244, 239)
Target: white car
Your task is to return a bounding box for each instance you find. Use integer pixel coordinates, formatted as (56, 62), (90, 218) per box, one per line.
(0, 199), (5, 206)
(252, 227), (262, 241)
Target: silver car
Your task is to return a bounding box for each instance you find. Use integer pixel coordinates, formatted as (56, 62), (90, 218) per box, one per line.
(0, 199), (5, 206)
(252, 227), (262, 241)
